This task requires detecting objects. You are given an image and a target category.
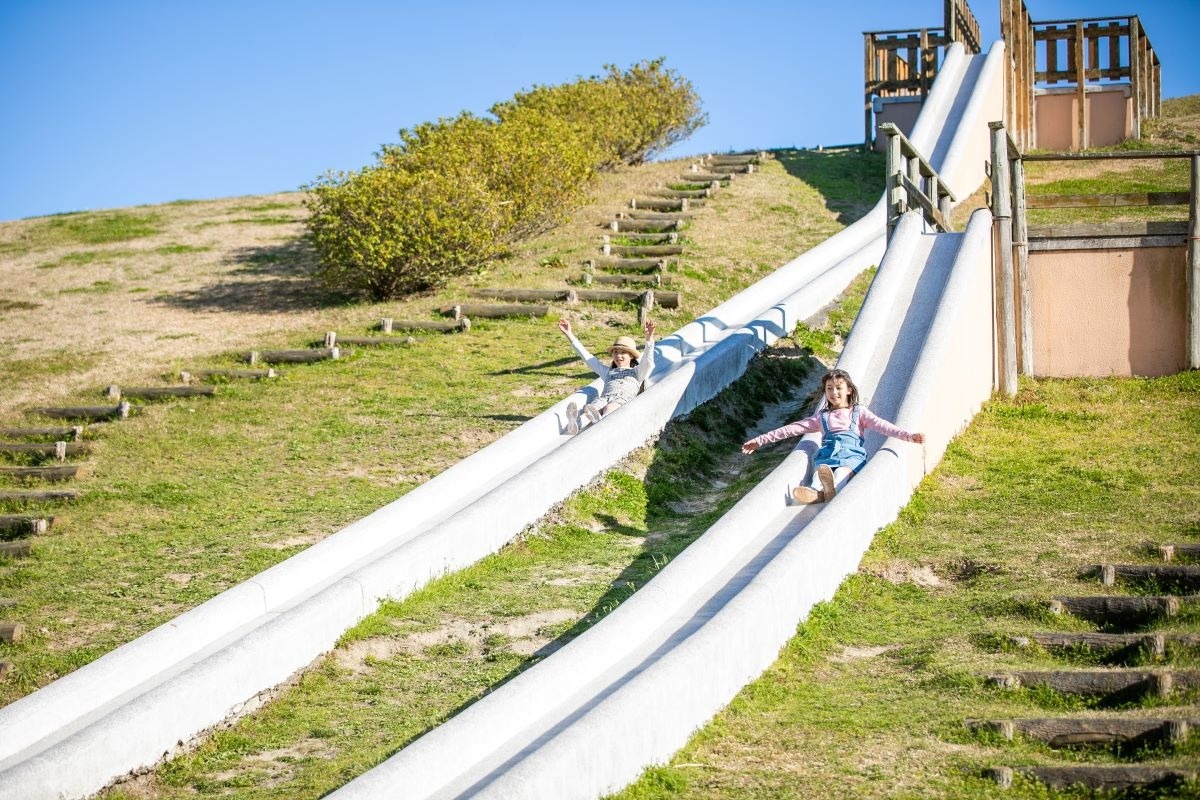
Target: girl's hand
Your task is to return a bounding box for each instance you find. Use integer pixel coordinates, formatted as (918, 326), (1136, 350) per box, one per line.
(741, 440), (760, 454)
(911, 432), (926, 444)
(644, 319), (656, 339)
(557, 318), (572, 336)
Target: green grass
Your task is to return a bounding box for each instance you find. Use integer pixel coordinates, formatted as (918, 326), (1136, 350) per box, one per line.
(612, 373), (1200, 800)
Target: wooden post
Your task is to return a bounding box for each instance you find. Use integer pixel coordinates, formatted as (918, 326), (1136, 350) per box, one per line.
(1130, 17), (1142, 140)
(1012, 155), (1032, 375)
(884, 125), (905, 239)
(1073, 21), (1087, 149)
(990, 122), (1018, 397)
(864, 33), (875, 148)
(1189, 154), (1200, 370)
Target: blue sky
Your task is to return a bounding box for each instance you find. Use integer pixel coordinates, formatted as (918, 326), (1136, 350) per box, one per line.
(1, 0), (1197, 222)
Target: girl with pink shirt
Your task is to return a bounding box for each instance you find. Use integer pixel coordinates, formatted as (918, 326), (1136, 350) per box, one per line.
(741, 368), (925, 504)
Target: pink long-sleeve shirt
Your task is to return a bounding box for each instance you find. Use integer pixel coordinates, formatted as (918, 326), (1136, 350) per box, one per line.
(746, 406), (919, 448)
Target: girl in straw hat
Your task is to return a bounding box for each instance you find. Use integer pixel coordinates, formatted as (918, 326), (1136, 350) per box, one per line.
(557, 317), (656, 434)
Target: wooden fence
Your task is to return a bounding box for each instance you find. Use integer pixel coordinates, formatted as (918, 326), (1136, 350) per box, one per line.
(1001, 0), (1161, 150)
(863, 0), (982, 147)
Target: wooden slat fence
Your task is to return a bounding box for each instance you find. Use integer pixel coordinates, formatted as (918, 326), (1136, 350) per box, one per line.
(1001, 1), (1161, 149)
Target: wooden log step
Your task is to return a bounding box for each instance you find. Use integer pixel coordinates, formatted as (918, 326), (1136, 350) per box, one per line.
(1, 622), (25, 642)
(604, 232), (678, 244)
(0, 442), (89, 459)
(705, 153), (760, 164)
(1050, 595), (1180, 625)
(1085, 564), (1200, 592)
(987, 765), (1197, 791)
(967, 717), (1195, 748)
(0, 426), (82, 441)
(28, 402), (131, 422)
(1012, 632), (1200, 658)
(105, 385), (216, 401)
(987, 669), (1200, 697)
(1158, 543), (1200, 562)
(574, 289), (680, 308)
(625, 210), (694, 221)
(645, 187), (712, 199)
(244, 348), (339, 365)
(0, 465), (81, 483)
(603, 244), (685, 257)
(181, 368), (277, 382)
(0, 541), (31, 558)
(586, 258), (668, 274)
(579, 273), (666, 287)
(0, 515), (50, 536)
(609, 217), (682, 232)
(439, 304), (549, 321)
(379, 318), (470, 334)
(331, 336), (417, 347)
(631, 198), (697, 211)
(467, 288), (576, 303)
(0, 661), (10, 679)
(679, 172), (733, 182)
(0, 489), (80, 504)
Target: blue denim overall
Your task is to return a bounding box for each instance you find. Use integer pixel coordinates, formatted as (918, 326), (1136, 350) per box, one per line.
(814, 406), (868, 473)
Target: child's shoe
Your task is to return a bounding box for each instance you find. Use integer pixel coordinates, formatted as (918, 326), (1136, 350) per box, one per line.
(817, 465), (836, 501)
(583, 404), (602, 425)
(564, 402), (580, 435)
(791, 486), (824, 504)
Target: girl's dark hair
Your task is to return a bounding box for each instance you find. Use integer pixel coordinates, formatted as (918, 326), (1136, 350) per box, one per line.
(821, 368), (860, 407)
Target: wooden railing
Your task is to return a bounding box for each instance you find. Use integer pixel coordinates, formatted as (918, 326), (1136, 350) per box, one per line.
(1001, 1), (1162, 150)
(879, 123), (956, 240)
(989, 122), (1200, 389)
(863, 0), (981, 147)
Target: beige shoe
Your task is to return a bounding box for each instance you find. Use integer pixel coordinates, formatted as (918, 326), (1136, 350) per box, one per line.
(817, 465), (836, 501)
(564, 402), (580, 435)
(791, 486), (824, 504)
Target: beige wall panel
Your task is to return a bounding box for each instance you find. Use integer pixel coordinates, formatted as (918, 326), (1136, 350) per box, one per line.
(1030, 246), (1186, 377)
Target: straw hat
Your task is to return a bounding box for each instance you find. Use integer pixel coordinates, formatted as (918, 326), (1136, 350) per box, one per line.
(609, 335), (640, 360)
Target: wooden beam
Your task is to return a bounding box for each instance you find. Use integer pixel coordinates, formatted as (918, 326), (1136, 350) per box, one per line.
(1189, 154), (1200, 369)
(1026, 191), (1190, 208)
(105, 385), (216, 401)
(0, 541), (31, 558)
(440, 304), (550, 320)
(988, 669), (1197, 697)
(1050, 595), (1179, 625)
(180, 369), (277, 381)
(378, 318), (469, 334)
(0, 442), (89, 458)
(0, 489), (80, 504)
(0, 465), (81, 483)
(967, 717), (1196, 747)
(467, 288), (575, 303)
(0, 426), (82, 441)
(27, 403), (131, 422)
(244, 348), (339, 364)
(0, 515), (50, 536)
(1028, 220), (1188, 238)
(0, 622), (25, 643)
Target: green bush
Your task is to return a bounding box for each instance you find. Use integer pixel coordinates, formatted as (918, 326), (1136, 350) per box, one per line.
(304, 58), (705, 300)
(491, 58), (707, 169)
(380, 107), (599, 243)
(303, 164), (503, 300)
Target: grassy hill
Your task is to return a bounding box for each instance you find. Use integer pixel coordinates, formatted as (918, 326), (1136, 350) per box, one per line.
(2, 96), (1198, 799)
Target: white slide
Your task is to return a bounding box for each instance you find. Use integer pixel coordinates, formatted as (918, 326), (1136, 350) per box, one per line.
(0, 40), (1004, 800)
(326, 42), (1006, 800)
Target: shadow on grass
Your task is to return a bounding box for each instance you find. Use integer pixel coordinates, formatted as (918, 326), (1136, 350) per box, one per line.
(770, 147), (884, 226)
(151, 238), (356, 313)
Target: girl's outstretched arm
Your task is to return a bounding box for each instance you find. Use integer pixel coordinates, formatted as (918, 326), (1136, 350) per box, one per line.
(637, 318), (657, 381)
(557, 318), (606, 378)
(741, 416), (821, 454)
(858, 408), (925, 443)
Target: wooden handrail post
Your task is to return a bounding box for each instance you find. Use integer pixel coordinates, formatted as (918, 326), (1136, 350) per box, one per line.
(884, 124), (905, 240)
(990, 122), (1018, 396)
(1189, 154), (1200, 370)
(1012, 155), (1032, 375)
